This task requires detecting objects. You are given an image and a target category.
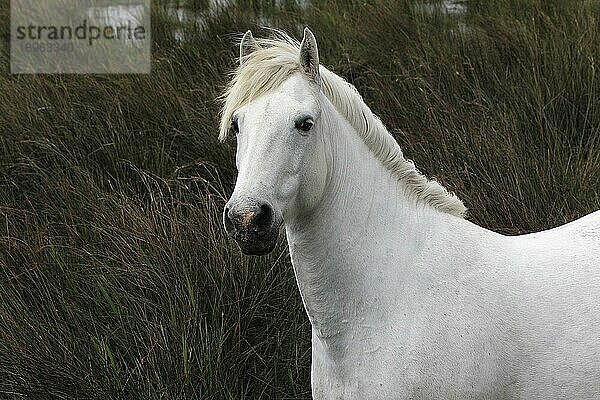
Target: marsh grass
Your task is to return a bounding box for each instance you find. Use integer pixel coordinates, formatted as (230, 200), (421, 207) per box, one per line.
(0, 0), (599, 398)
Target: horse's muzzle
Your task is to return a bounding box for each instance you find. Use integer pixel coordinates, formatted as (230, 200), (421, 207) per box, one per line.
(223, 200), (280, 255)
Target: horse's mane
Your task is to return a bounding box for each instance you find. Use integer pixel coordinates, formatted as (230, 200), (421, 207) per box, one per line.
(219, 32), (467, 218)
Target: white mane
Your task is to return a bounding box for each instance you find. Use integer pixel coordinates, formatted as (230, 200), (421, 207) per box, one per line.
(220, 33), (467, 217)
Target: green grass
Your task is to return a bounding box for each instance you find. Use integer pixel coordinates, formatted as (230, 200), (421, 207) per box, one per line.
(1, 0), (599, 398)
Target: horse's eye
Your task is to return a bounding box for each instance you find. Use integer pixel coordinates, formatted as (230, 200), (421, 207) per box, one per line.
(295, 117), (314, 133)
(231, 117), (239, 134)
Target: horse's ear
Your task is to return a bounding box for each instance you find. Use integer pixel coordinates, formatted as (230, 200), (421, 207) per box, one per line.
(240, 30), (258, 63)
(299, 27), (320, 82)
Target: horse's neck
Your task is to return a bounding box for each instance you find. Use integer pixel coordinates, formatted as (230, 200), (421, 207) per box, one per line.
(285, 115), (459, 352)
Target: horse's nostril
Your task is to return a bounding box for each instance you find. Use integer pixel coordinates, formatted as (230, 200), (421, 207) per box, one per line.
(224, 202), (274, 235)
(253, 202), (273, 228)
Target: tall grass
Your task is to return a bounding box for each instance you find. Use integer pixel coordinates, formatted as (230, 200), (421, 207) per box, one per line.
(0, 0), (599, 398)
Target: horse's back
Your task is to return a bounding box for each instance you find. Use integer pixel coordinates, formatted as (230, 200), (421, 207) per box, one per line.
(521, 209), (600, 242)
(403, 211), (600, 399)
(514, 209), (600, 272)
(507, 209), (600, 398)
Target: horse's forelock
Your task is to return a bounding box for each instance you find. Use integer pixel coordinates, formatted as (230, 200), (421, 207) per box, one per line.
(219, 33), (302, 141)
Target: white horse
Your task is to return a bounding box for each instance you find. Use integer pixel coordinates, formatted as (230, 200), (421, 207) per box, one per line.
(220, 28), (600, 399)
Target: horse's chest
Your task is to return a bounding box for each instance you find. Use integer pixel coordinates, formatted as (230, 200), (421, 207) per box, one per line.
(310, 319), (513, 400)
(310, 333), (408, 399)
(311, 361), (398, 400)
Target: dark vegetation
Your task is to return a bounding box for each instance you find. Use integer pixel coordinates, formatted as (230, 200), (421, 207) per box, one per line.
(0, 0), (598, 398)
